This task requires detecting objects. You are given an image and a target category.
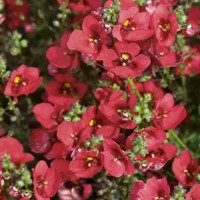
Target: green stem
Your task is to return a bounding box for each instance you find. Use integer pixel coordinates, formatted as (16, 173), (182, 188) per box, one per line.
(180, 66), (187, 104)
(165, 170), (175, 179)
(169, 129), (187, 149)
(165, 68), (171, 83)
(127, 78), (141, 98)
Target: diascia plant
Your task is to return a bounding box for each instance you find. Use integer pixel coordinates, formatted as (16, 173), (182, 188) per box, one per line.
(0, 0), (200, 199)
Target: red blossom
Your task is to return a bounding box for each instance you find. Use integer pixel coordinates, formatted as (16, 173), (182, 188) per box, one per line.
(82, 105), (120, 139)
(188, 7), (200, 34)
(112, 6), (154, 42)
(46, 31), (79, 69)
(0, 136), (34, 165)
(69, 0), (101, 14)
(130, 177), (170, 200)
(5, 0), (30, 29)
(186, 184), (200, 200)
(153, 93), (187, 130)
(103, 139), (134, 177)
(175, 47), (200, 76)
(141, 81), (164, 102)
(69, 150), (104, 178)
(97, 42), (151, 78)
(57, 120), (91, 149)
(172, 150), (200, 187)
(126, 126), (166, 152)
(33, 102), (70, 132)
(33, 103), (61, 130)
(137, 143), (177, 172)
(51, 159), (77, 182)
(99, 91), (137, 129)
(57, 0), (101, 14)
(67, 15), (109, 57)
(29, 129), (52, 154)
(45, 72), (87, 106)
(4, 65), (43, 98)
(51, 142), (71, 160)
(148, 43), (183, 67)
(33, 161), (60, 199)
(58, 180), (92, 200)
(151, 5), (179, 46)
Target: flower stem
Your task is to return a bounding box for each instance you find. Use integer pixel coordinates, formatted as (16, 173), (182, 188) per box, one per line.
(180, 69), (187, 104)
(169, 129), (187, 149)
(127, 78), (141, 98)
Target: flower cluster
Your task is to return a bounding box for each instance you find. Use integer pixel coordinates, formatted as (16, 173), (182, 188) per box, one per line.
(0, 0), (200, 199)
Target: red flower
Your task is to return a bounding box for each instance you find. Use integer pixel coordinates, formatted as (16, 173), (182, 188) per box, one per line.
(46, 31), (79, 69)
(137, 143), (177, 172)
(0, 136), (34, 165)
(148, 43), (183, 67)
(45, 72), (87, 106)
(67, 15), (109, 56)
(151, 5), (179, 46)
(33, 103), (69, 130)
(57, 0), (101, 14)
(129, 180), (146, 200)
(58, 180), (92, 200)
(68, 0), (101, 14)
(186, 184), (200, 200)
(51, 142), (71, 160)
(175, 47), (200, 76)
(153, 93), (187, 130)
(140, 80), (164, 102)
(126, 126), (166, 152)
(103, 139), (134, 177)
(112, 6), (154, 42)
(99, 91), (137, 129)
(33, 103), (59, 130)
(130, 177), (170, 200)
(5, 0), (30, 29)
(69, 150), (104, 178)
(94, 72), (124, 101)
(33, 161), (60, 199)
(4, 65), (43, 98)
(29, 129), (52, 154)
(57, 120), (91, 149)
(126, 80), (164, 103)
(82, 105), (120, 139)
(97, 42), (151, 78)
(51, 159), (77, 182)
(188, 7), (200, 34)
(172, 150), (200, 187)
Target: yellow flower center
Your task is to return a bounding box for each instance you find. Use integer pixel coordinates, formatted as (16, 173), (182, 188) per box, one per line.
(14, 76), (20, 84)
(89, 119), (95, 127)
(87, 156), (93, 161)
(89, 38), (94, 42)
(64, 82), (71, 88)
(122, 53), (130, 60)
(165, 23), (171, 30)
(123, 19), (130, 27)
